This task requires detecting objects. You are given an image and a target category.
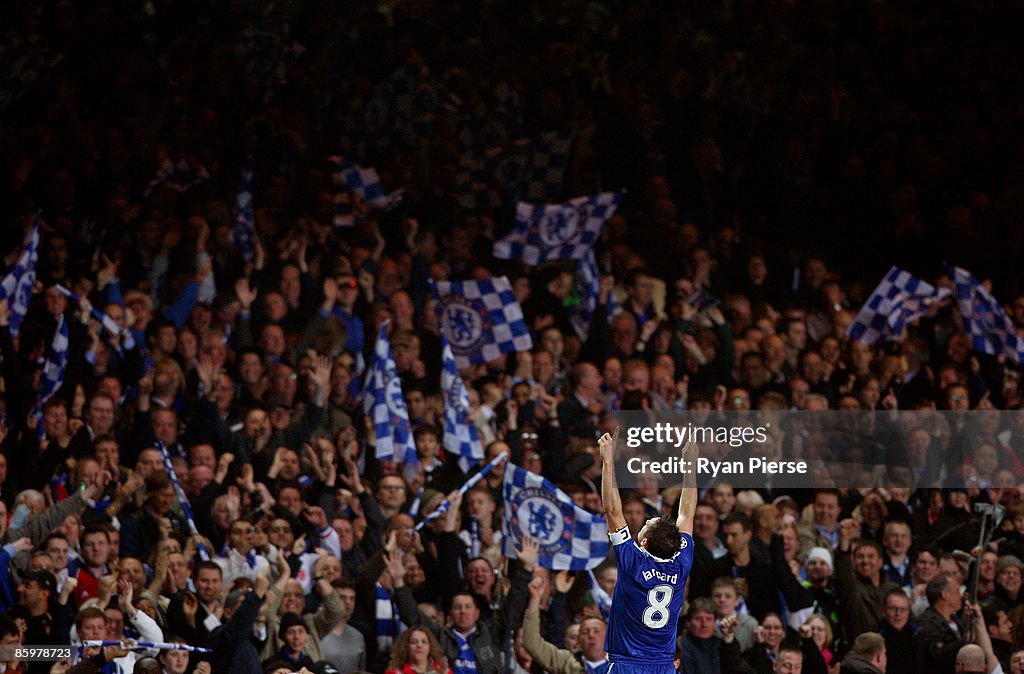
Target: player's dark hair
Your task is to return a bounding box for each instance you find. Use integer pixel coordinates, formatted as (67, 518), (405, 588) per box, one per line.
(643, 517), (681, 560)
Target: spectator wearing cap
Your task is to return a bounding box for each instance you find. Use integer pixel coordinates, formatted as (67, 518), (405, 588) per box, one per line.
(13, 570), (70, 656)
(995, 555), (1023, 610)
(879, 588), (917, 674)
(263, 612), (315, 673)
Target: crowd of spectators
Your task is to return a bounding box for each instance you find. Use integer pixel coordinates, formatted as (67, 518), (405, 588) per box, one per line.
(3, 1), (1024, 674)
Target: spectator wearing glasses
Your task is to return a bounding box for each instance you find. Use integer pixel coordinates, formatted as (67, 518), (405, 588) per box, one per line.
(879, 588), (917, 674)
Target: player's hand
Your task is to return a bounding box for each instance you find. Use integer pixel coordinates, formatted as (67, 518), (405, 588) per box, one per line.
(598, 426), (619, 463)
(682, 438), (699, 463)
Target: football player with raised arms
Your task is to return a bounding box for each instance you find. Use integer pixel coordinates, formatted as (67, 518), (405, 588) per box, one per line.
(599, 427), (698, 674)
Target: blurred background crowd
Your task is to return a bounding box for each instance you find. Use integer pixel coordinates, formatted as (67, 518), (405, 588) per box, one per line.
(3, 1), (1024, 674)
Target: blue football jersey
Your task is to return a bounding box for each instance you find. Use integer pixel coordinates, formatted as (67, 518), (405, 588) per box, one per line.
(604, 525), (694, 665)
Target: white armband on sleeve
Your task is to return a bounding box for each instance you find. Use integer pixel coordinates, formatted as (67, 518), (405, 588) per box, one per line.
(608, 525), (631, 546)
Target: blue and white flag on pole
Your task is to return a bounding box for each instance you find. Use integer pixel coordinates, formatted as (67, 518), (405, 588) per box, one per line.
(846, 266), (950, 344)
(946, 264), (1024, 363)
(432, 276), (533, 368)
(363, 321), (415, 466)
(503, 462), (609, 570)
(0, 217), (40, 337)
(53, 284), (136, 350)
(493, 190), (624, 264)
(441, 331), (483, 472)
(33, 315), (68, 435)
(232, 158), (256, 260)
(329, 156), (403, 227)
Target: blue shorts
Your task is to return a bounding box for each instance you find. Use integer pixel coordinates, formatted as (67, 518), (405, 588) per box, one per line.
(608, 661), (676, 674)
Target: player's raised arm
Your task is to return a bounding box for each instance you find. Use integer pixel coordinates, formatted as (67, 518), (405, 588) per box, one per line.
(600, 427), (626, 531)
(676, 441), (699, 535)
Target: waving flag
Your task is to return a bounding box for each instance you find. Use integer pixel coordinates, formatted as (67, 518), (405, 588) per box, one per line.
(143, 153), (209, 197)
(232, 159), (256, 260)
(363, 321), (415, 467)
(441, 332), (483, 472)
(432, 277), (532, 368)
(414, 452), (508, 532)
(33, 315), (68, 435)
(156, 440), (211, 561)
(847, 266), (950, 344)
(329, 156), (403, 228)
(495, 191), (623, 264)
(495, 190), (624, 337)
(54, 284), (135, 349)
(946, 264), (1024, 362)
(502, 463), (609, 570)
(0, 217), (40, 336)
(456, 130), (574, 210)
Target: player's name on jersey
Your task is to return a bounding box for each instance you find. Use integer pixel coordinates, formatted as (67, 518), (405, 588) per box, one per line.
(625, 456), (808, 478)
(641, 568), (679, 584)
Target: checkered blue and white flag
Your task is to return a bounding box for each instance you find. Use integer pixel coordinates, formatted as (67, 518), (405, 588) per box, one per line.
(33, 314), (69, 435)
(495, 191), (624, 338)
(432, 276), (533, 368)
(0, 216), (40, 337)
(521, 129), (574, 203)
(363, 321), (416, 466)
(441, 331), (483, 472)
(456, 130), (574, 210)
(946, 264), (1024, 362)
(232, 159), (256, 261)
(329, 156), (403, 227)
(143, 153), (210, 197)
(502, 463), (609, 570)
(494, 190), (624, 264)
(846, 266), (950, 344)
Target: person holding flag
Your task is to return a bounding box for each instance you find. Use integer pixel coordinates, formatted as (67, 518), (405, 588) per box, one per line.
(599, 428), (698, 674)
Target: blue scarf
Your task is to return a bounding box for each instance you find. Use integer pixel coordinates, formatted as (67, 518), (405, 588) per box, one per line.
(453, 629), (478, 674)
(375, 583), (404, 651)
